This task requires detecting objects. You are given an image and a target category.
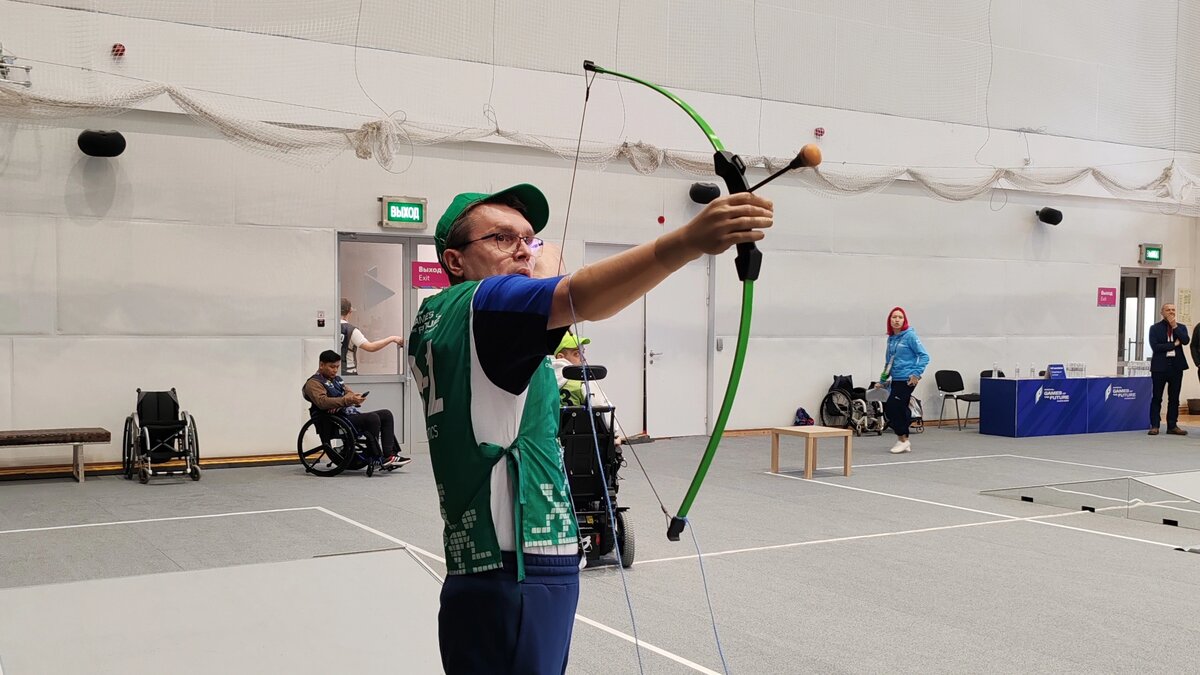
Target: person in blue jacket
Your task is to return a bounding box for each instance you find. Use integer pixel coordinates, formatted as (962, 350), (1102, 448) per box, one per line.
(1148, 302), (1189, 436)
(876, 306), (930, 454)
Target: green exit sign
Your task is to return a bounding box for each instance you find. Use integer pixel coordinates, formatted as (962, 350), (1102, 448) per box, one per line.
(1140, 243), (1163, 266)
(379, 196), (427, 229)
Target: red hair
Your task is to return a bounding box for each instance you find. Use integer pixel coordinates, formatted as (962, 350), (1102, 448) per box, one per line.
(886, 306), (910, 335)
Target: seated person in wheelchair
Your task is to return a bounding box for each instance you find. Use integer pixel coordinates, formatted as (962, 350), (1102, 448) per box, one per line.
(553, 332), (627, 442)
(303, 349), (411, 468)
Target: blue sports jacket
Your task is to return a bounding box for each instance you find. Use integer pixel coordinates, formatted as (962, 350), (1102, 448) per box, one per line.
(885, 328), (931, 381)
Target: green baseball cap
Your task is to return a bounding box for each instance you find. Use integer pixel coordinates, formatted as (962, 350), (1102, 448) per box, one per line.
(434, 183), (550, 263)
(556, 333), (590, 354)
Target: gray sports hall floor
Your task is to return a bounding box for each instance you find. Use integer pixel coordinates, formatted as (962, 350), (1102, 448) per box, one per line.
(2, 426), (1200, 674)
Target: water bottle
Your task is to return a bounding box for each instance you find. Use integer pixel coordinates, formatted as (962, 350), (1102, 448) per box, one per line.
(1015, 363), (1020, 379)
(991, 362), (998, 378)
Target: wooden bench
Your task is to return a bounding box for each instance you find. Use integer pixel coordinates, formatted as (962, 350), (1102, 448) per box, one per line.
(0, 428), (112, 483)
(770, 425), (852, 479)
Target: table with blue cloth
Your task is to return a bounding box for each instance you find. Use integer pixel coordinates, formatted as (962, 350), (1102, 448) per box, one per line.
(979, 376), (1152, 437)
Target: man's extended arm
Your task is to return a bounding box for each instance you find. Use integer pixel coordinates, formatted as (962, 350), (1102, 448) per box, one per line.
(359, 336), (403, 352)
(548, 193), (773, 328)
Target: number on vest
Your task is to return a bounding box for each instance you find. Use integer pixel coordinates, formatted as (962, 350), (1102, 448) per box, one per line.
(412, 341), (444, 416)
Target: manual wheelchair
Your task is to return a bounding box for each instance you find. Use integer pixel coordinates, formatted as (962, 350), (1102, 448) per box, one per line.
(296, 411), (400, 478)
(121, 388), (201, 484)
(819, 376), (924, 436)
(560, 364), (634, 568)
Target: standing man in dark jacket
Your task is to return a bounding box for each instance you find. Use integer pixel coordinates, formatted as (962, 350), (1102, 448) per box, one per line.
(1148, 303), (1190, 435)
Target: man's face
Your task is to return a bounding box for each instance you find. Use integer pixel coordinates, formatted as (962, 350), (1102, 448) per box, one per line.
(1163, 304), (1177, 323)
(319, 360), (341, 378)
(559, 347), (582, 365)
(443, 204), (539, 281)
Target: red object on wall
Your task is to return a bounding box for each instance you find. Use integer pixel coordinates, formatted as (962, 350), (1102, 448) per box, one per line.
(111, 43), (126, 58)
(657, 215), (665, 224)
(813, 127), (825, 138)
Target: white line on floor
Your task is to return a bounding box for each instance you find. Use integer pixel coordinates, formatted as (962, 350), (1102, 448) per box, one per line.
(814, 453), (1008, 472)
(632, 508), (1127, 566)
(574, 616), (723, 675)
(771, 472), (1018, 518)
(634, 519), (1015, 565)
(313, 507), (444, 582)
(1025, 518), (1179, 548)
(768, 472), (1184, 549)
(317, 508), (721, 675)
(0, 506), (320, 536)
(1002, 454), (1153, 474)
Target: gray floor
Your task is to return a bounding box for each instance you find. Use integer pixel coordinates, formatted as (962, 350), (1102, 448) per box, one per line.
(2, 426), (1200, 673)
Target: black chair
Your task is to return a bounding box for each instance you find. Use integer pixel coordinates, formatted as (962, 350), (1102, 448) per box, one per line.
(934, 370), (981, 430)
(980, 369), (1006, 379)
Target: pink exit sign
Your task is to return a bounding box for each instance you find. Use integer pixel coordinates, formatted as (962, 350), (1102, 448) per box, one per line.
(1097, 287), (1117, 307)
(412, 261), (449, 289)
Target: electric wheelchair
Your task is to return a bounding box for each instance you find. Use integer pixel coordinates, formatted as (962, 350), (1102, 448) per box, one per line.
(121, 388), (200, 484)
(296, 408), (402, 478)
(559, 364), (634, 568)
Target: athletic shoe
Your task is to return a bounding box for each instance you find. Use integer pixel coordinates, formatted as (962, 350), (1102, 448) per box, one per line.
(889, 440), (912, 454)
(384, 454), (413, 468)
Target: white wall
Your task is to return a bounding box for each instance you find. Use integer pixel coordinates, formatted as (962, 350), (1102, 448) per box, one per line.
(713, 183), (1198, 427)
(1, 2), (1199, 466)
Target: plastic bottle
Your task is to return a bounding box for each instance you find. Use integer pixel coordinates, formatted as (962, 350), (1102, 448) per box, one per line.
(1015, 363), (1020, 379)
(1030, 363), (1036, 378)
(992, 362), (998, 378)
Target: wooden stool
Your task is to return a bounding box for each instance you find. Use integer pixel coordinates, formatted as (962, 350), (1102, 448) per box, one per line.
(770, 425), (852, 479)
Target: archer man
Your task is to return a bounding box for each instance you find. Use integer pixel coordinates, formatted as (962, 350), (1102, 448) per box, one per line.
(407, 183), (772, 674)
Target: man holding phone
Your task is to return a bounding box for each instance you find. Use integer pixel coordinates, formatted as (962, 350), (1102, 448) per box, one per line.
(304, 349), (411, 467)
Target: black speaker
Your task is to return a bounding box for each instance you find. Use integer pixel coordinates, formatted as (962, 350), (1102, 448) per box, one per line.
(689, 182), (720, 205)
(1036, 207), (1063, 225)
(77, 130), (126, 157)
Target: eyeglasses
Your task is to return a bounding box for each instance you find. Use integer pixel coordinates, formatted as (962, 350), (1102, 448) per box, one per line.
(455, 232), (544, 254)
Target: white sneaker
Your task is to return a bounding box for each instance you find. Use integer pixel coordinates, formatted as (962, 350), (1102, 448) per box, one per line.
(889, 440), (912, 454)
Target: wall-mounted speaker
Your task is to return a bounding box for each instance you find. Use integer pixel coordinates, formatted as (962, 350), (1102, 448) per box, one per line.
(77, 130), (126, 157)
(689, 182), (720, 204)
(1036, 207), (1063, 226)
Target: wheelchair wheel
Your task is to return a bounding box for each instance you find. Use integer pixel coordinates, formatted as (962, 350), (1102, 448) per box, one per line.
(121, 416), (135, 480)
(819, 390), (853, 428)
(297, 416), (354, 477)
(189, 464), (201, 481)
(849, 399), (869, 437)
(615, 511), (634, 569)
(349, 428), (381, 472)
(138, 467), (150, 484)
(186, 414), (200, 464)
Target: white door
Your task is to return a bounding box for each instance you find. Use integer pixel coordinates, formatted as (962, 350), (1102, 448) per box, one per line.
(581, 244), (645, 438)
(337, 233), (408, 442)
(580, 244), (710, 439)
(645, 257), (709, 437)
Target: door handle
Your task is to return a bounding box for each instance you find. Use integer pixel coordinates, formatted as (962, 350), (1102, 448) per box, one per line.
(648, 350), (663, 364)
